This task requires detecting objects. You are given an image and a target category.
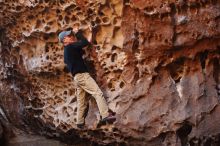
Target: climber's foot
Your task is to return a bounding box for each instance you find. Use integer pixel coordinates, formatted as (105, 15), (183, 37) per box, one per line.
(76, 123), (85, 130)
(96, 114), (116, 128)
(101, 114), (116, 123)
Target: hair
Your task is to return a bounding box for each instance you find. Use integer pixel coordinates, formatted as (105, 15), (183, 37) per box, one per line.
(66, 27), (76, 35)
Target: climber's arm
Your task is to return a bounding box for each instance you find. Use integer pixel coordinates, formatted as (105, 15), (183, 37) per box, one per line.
(73, 30), (90, 48)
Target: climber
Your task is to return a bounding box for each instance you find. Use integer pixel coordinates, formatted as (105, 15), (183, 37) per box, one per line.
(58, 26), (116, 129)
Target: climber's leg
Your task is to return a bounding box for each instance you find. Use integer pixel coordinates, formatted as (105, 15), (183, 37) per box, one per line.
(74, 73), (109, 119)
(75, 83), (89, 125)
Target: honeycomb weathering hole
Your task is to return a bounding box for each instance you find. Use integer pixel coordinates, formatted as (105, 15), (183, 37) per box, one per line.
(111, 53), (117, 62)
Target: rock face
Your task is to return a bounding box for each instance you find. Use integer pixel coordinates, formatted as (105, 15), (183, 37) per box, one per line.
(0, 0), (220, 145)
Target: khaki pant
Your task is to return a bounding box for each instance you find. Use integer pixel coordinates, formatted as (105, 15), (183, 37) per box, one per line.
(74, 72), (109, 124)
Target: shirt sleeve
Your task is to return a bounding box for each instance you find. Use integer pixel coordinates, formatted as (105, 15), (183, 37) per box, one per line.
(74, 30), (90, 48)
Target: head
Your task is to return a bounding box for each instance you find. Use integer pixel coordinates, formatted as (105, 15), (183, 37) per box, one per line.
(58, 30), (76, 46)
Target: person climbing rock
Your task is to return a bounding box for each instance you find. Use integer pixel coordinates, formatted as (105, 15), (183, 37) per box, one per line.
(58, 26), (116, 129)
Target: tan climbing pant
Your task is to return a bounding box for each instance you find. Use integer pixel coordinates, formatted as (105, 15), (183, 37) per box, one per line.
(74, 72), (109, 124)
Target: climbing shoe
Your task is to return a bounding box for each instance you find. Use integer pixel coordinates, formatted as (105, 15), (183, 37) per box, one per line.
(101, 114), (116, 123)
(76, 123), (85, 129)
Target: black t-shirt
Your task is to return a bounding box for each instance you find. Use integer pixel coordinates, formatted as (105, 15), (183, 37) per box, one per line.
(64, 30), (90, 76)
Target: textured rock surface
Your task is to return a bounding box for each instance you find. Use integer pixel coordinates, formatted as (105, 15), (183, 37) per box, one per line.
(0, 0), (220, 145)
(8, 129), (67, 146)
